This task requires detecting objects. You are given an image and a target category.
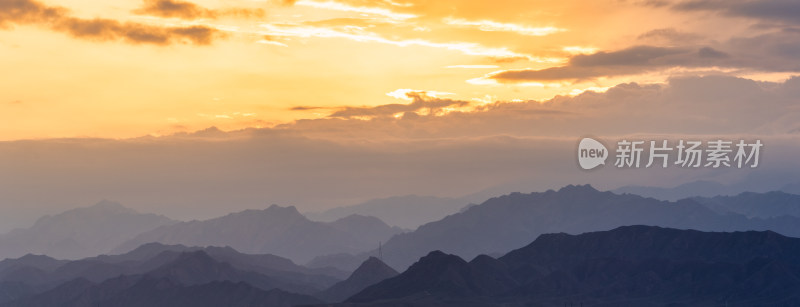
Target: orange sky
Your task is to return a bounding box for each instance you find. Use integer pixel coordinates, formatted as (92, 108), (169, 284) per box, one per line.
(1, 0), (798, 140)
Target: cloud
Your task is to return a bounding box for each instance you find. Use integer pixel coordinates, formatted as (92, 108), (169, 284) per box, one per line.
(290, 106), (334, 111)
(133, 0), (266, 20)
(294, 0), (417, 21)
(486, 29), (800, 83)
(671, 0), (800, 25)
(445, 65), (499, 69)
(283, 75), (800, 140)
(258, 23), (552, 61)
(0, 0), (225, 45)
(328, 91), (469, 118)
(443, 17), (564, 36)
(487, 45), (694, 82)
(636, 28), (704, 44)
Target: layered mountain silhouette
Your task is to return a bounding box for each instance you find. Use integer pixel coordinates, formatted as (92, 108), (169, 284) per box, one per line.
(693, 191), (800, 218)
(337, 226), (800, 306)
(10, 275), (322, 307)
(318, 257), (398, 302)
(5, 186), (800, 306)
(614, 178), (800, 201)
(306, 195), (471, 230)
(113, 205), (403, 263)
(328, 185), (800, 270)
(3, 245), (342, 306)
(0, 201), (176, 260)
(0, 242), (345, 301)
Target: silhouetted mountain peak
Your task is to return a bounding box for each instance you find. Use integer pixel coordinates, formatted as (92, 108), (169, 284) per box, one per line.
(167, 251), (218, 267)
(16, 253), (58, 263)
(319, 256), (398, 302)
(468, 254), (503, 268)
(345, 226), (800, 306)
(502, 225), (800, 269)
(408, 250), (468, 271)
(265, 204), (301, 215)
(347, 250), (514, 303)
(89, 200), (133, 212)
(556, 184), (599, 194)
(349, 257), (397, 281)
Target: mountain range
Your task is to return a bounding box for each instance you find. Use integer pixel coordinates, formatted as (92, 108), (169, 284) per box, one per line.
(2, 185), (800, 306)
(0, 201), (176, 260)
(305, 195), (471, 230)
(334, 226), (800, 306)
(693, 191), (800, 219)
(0, 241), (405, 306)
(113, 205), (404, 263)
(318, 257), (398, 302)
(9, 274), (323, 307)
(0, 241), (352, 304)
(614, 178), (800, 201)
(316, 185), (800, 271)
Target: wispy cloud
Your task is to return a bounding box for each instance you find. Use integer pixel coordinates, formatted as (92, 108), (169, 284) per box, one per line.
(294, 0), (416, 20)
(328, 91), (469, 118)
(258, 23), (560, 61)
(386, 89), (454, 100)
(133, 0), (266, 20)
(444, 17), (564, 36)
(0, 0), (225, 45)
(445, 65), (499, 69)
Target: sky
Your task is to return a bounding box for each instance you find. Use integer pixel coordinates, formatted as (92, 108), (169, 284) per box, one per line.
(2, 0), (798, 140)
(1, 0), (800, 231)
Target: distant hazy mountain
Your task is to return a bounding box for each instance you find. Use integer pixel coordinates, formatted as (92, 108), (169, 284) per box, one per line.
(4, 247), (337, 306)
(351, 185), (800, 270)
(305, 195), (470, 230)
(0, 242), (345, 297)
(10, 275), (322, 307)
(340, 226), (800, 306)
(114, 242), (348, 281)
(306, 253), (371, 273)
(0, 201), (176, 260)
(613, 180), (732, 201)
(614, 179), (800, 201)
(693, 191), (800, 219)
(326, 215), (405, 247)
(114, 205), (402, 263)
(318, 257), (398, 302)
(145, 250), (319, 294)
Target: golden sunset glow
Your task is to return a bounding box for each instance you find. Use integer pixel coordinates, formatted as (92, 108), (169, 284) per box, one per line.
(1, 0), (798, 140)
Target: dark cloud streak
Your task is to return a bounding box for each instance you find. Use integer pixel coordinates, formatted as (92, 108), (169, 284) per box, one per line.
(133, 0), (265, 20)
(0, 0), (224, 45)
(672, 0), (800, 25)
(328, 92), (469, 118)
(490, 29), (800, 83)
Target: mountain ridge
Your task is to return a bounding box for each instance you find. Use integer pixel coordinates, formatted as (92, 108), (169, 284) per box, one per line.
(113, 205), (403, 263)
(0, 201), (176, 260)
(340, 226), (800, 306)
